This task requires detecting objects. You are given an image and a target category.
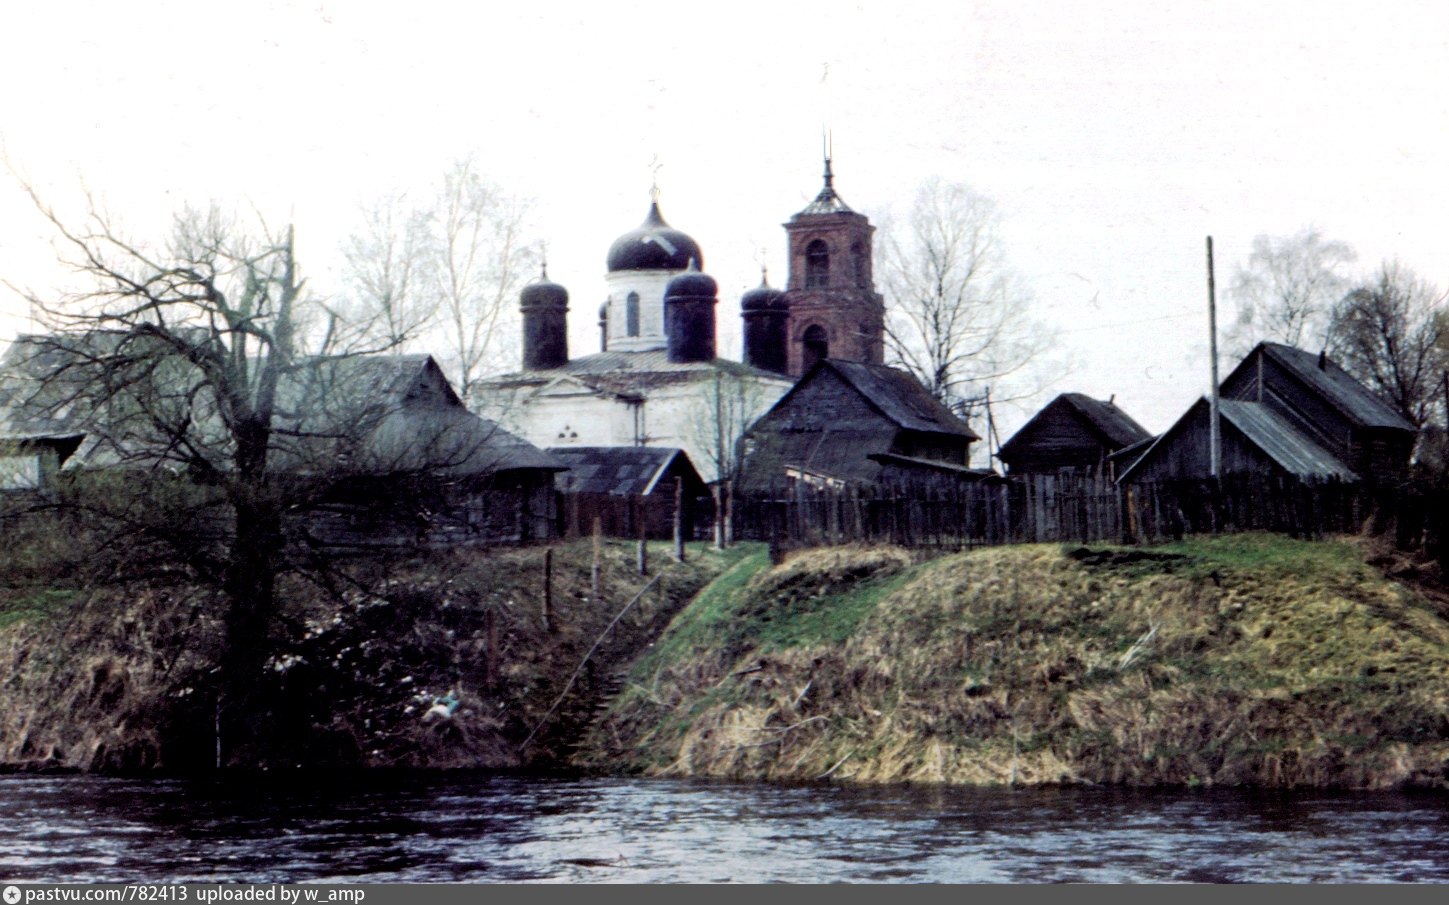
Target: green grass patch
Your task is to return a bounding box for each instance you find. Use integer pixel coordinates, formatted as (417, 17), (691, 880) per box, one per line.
(0, 588), (79, 628)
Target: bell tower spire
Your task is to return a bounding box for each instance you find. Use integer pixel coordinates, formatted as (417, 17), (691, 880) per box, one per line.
(780, 151), (884, 376)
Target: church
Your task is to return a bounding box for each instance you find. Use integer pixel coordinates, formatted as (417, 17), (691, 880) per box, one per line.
(480, 158), (891, 483)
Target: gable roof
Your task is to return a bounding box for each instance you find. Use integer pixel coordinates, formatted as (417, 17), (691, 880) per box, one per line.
(545, 446), (700, 495)
(1232, 342), (1416, 432)
(998, 392), (1149, 460)
(799, 359), (980, 439)
(0, 335), (561, 477)
(1059, 393), (1151, 447)
(1119, 396), (1356, 483)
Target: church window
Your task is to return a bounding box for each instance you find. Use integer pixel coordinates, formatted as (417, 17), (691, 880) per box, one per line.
(802, 324), (829, 369)
(851, 241), (867, 287)
(805, 239), (829, 288)
(626, 291), (640, 337)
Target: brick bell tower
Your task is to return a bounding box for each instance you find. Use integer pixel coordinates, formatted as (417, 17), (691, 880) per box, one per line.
(781, 156), (885, 377)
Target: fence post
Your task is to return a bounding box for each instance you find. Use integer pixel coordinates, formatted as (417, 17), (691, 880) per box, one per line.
(542, 547), (555, 633)
(673, 475), (686, 563)
(591, 516), (603, 604)
(636, 496), (648, 576)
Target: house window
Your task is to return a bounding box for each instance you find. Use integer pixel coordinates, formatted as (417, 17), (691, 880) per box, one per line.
(805, 239), (829, 288)
(802, 324), (829, 368)
(626, 291), (640, 337)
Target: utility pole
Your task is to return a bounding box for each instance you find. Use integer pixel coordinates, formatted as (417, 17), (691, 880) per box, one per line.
(1206, 236), (1222, 478)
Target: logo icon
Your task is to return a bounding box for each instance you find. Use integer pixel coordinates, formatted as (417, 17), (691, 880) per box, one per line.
(3, 885), (21, 905)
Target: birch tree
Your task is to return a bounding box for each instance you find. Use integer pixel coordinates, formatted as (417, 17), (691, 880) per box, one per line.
(879, 177), (1051, 422)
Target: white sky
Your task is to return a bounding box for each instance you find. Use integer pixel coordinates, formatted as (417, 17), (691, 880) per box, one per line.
(2, 0), (1446, 442)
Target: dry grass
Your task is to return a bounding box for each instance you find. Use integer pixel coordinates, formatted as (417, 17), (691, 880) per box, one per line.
(0, 539), (747, 772)
(583, 534), (1449, 789)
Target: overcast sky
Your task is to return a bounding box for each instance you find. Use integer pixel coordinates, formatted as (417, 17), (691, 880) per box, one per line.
(2, 0), (1446, 441)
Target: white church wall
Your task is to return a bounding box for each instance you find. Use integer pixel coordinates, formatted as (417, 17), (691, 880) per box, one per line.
(603, 270), (680, 352)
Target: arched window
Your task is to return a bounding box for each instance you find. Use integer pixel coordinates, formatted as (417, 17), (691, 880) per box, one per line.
(805, 239), (830, 288)
(802, 324), (829, 369)
(851, 240), (867, 287)
(626, 291), (640, 337)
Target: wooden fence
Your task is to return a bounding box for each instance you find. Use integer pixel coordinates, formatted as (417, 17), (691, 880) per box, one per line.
(731, 474), (1443, 555)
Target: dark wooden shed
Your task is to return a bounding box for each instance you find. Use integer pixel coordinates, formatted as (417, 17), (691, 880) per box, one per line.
(735, 359), (980, 492)
(997, 393), (1150, 478)
(548, 446), (711, 538)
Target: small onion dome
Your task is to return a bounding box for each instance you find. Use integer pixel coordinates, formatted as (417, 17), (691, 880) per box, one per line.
(741, 273), (787, 311)
(664, 260), (717, 299)
(607, 201), (703, 272)
(520, 268), (568, 309)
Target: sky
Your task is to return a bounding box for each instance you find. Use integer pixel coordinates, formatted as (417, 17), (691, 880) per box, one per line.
(2, 0), (1447, 445)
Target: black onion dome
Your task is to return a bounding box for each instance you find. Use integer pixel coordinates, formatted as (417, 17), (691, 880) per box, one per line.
(520, 269), (568, 309)
(665, 261), (717, 299)
(607, 202), (703, 272)
(741, 274), (787, 311)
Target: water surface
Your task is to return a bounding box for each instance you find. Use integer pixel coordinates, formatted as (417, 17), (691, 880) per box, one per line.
(1, 774), (1446, 883)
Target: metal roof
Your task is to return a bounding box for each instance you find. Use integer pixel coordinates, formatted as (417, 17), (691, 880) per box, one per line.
(1218, 399), (1358, 480)
(1119, 396), (1357, 483)
(794, 158), (855, 216)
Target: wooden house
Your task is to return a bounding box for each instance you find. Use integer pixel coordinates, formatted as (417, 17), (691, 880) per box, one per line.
(735, 359), (983, 492)
(1119, 343), (1416, 485)
(547, 445), (711, 538)
(1118, 397), (1358, 484)
(0, 337), (565, 544)
(997, 393), (1150, 478)
(1219, 342), (1417, 480)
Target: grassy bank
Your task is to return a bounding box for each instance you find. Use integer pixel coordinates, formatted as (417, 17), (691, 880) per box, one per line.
(579, 534), (1449, 788)
(0, 539), (747, 772)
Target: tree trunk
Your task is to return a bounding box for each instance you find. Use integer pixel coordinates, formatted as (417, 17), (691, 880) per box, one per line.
(217, 479), (283, 767)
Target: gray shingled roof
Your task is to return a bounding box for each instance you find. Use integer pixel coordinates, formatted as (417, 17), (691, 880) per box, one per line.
(1256, 342), (1416, 432)
(1060, 393), (1152, 448)
(545, 446), (697, 495)
(824, 360), (980, 439)
(0, 335), (561, 477)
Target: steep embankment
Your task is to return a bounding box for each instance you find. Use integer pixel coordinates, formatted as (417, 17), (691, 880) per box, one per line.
(579, 535), (1449, 788)
(0, 540), (744, 772)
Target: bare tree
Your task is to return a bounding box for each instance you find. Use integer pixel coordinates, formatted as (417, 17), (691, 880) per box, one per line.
(1225, 228), (1357, 356)
(340, 193), (433, 350)
(340, 158), (539, 405)
(682, 368), (778, 485)
(879, 177), (1053, 422)
(0, 193), (537, 763)
(1328, 260), (1448, 428)
(433, 159), (538, 403)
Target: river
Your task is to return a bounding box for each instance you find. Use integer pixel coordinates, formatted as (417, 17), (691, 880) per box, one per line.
(1, 773), (1446, 883)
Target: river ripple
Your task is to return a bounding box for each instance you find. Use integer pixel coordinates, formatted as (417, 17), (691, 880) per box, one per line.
(1, 774), (1446, 883)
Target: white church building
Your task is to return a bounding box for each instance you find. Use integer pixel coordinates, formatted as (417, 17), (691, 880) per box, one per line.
(480, 161), (888, 483)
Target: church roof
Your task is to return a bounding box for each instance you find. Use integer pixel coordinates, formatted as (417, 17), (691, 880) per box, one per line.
(606, 201), (703, 273)
(794, 158), (854, 216)
(485, 350), (792, 392)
